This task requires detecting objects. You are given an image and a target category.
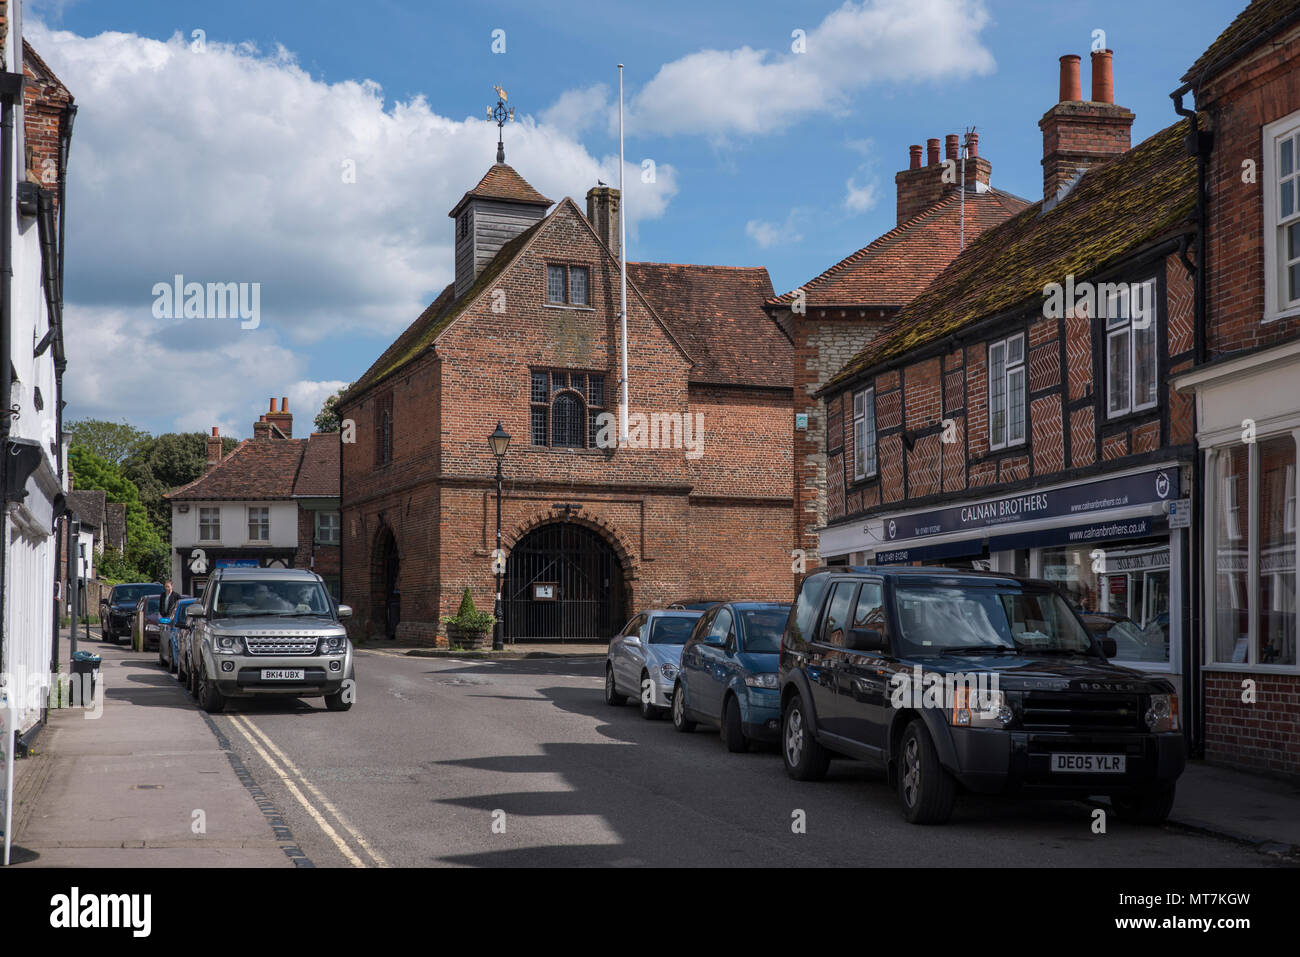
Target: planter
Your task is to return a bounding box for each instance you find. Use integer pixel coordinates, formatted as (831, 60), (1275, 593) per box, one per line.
(445, 623), (490, 650)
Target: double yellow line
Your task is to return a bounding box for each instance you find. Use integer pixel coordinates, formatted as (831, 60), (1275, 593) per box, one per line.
(225, 714), (388, 868)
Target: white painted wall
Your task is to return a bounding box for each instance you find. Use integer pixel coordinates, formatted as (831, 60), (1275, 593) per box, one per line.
(170, 500), (299, 550)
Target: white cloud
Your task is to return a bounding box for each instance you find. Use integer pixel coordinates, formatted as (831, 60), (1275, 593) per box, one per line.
(844, 177), (879, 213)
(623, 0), (993, 137)
(540, 83), (612, 135)
(28, 23), (678, 432)
(745, 214), (803, 249)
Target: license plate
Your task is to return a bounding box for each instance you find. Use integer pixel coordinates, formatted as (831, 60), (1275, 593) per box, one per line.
(1051, 753), (1126, 773)
(261, 669), (305, 681)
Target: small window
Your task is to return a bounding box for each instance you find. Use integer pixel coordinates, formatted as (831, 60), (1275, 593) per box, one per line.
(570, 266), (589, 306)
(547, 265), (567, 303)
(315, 511), (340, 545)
(199, 507), (221, 541)
(852, 388), (876, 480)
(376, 392), (394, 466)
(1104, 279), (1158, 418)
(988, 333), (1026, 449)
(248, 507), (270, 542)
(1266, 111), (1300, 316)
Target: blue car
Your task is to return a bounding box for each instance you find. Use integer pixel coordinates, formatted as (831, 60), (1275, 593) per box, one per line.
(671, 601), (791, 752)
(157, 596), (196, 676)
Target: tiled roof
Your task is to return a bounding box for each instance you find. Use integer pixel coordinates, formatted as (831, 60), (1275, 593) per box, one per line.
(626, 262), (790, 388)
(828, 120), (1196, 389)
(167, 438), (307, 502)
(68, 489), (106, 530)
(766, 189), (1031, 309)
(293, 433), (341, 498)
(448, 163), (552, 216)
(1182, 0), (1300, 84)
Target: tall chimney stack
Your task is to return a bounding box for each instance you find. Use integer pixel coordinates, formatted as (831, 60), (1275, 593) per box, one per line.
(1039, 50), (1133, 201)
(896, 132), (995, 225)
(206, 427), (222, 469)
(265, 396), (293, 438)
(585, 185), (621, 260)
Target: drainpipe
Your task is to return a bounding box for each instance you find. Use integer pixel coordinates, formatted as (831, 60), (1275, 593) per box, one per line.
(0, 65), (23, 682)
(50, 104), (75, 680)
(1170, 82), (1211, 760)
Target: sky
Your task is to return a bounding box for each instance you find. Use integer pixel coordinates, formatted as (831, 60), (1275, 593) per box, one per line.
(25, 0), (1243, 438)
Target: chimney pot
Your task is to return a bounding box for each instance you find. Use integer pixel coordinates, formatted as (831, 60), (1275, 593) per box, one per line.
(205, 428), (222, 468)
(268, 398), (276, 413)
(1059, 54), (1082, 102)
(926, 138), (940, 165)
(281, 397), (289, 412)
(908, 144), (922, 170)
(945, 134), (959, 161)
(1091, 49), (1114, 104)
(210, 426), (218, 437)
(965, 131), (979, 158)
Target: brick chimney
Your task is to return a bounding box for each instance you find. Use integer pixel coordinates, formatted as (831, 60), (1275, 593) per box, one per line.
(586, 185), (620, 260)
(206, 427), (223, 469)
(895, 132), (994, 225)
(1039, 51), (1134, 201)
(265, 396), (293, 438)
(253, 415), (272, 441)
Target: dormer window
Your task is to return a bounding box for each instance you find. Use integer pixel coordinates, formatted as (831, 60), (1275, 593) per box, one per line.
(546, 264), (590, 306)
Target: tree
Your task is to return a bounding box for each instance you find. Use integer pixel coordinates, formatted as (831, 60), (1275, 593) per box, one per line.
(314, 384), (352, 433)
(65, 418), (150, 465)
(122, 432), (238, 538)
(69, 445), (169, 582)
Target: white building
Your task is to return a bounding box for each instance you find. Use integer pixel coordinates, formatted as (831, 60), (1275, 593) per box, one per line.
(1, 0), (76, 739)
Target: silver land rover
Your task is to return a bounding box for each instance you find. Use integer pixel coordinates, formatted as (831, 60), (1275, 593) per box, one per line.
(185, 567), (355, 714)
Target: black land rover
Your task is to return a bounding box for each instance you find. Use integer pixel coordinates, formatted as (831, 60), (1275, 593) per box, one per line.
(778, 566), (1185, 825)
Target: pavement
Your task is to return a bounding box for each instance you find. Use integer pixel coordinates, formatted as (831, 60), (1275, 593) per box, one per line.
(4, 627), (1299, 867)
(357, 638), (606, 659)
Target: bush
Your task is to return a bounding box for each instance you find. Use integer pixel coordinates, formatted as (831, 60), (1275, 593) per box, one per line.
(441, 587), (495, 632)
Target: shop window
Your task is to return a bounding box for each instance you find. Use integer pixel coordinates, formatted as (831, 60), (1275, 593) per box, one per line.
(852, 387), (877, 479)
(1095, 543), (1171, 664)
(1259, 435), (1297, 665)
(1213, 445), (1252, 664)
(988, 333), (1025, 450)
(1105, 278), (1158, 419)
(1264, 110), (1300, 319)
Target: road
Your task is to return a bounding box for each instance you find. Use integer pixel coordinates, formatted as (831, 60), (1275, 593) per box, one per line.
(175, 645), (1277, 868)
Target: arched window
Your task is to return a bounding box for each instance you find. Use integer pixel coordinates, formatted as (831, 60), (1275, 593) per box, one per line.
(530, 370), (607, 449)
(551, 392), (585, 448)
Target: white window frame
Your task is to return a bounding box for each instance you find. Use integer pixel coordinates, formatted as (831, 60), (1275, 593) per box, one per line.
(988, 333), (1025, 450)
(1263, 109), (1300, 322)
(852, 387), (877, 480)
(1224, 474), (1242, 541)
(198, 507), (221, 542)
(247, 506), (270, 542)
(315, 510), (340, 545)
(1104, 278), (1158, 419)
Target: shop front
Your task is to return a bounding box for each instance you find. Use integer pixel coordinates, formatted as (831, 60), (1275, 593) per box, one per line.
(817, 462), (1191, 678)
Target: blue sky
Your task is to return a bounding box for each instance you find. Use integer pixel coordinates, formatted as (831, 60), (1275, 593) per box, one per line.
(27, 0), (1242, 436)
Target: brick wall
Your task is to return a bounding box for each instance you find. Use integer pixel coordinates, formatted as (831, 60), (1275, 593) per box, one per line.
(1204, 672), (1300, 776)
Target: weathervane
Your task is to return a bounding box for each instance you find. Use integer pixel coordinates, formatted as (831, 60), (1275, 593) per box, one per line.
(486, 85), (514, 164)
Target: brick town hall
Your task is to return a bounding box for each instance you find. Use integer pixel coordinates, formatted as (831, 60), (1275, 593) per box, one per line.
(337, 138), (794, 643)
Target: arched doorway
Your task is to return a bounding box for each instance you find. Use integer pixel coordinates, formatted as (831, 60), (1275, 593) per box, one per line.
(504, 522), (626, 641)
(370, 526), (400, 639)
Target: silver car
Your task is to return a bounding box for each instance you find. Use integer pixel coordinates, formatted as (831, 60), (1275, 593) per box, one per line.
(605, 609), (704, 719)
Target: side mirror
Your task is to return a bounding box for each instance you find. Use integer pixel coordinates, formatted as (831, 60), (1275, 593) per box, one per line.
(1098, 636), (1118, 658)
(185, 605), (206, 620)
(847, 627), (887, 652)
(337, 604), (352, 620)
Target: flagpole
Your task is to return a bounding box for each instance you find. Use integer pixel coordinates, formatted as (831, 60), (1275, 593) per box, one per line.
(617, 63), (629, 448)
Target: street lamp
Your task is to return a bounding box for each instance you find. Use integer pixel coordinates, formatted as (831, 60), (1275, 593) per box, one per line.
(488, 422), (511, 650)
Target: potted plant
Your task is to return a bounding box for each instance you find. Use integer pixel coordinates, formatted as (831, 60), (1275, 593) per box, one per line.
(441, 587), (496, 650)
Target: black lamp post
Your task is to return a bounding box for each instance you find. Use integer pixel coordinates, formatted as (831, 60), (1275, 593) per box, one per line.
(488, 421), (511, 650)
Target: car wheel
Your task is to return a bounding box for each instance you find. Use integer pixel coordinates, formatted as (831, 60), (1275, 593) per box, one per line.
(604, 664), (627, 706)
(197, 668), (225, 714)
(324, 690), (353, 712)
(671, 681), (696, 732)
(639, 672), (664, 719)
(1111, 784), (1176, 825)
(722, 694), (749, 753)
(187, 659), (199, 698)
(897, 719), (956, 825)
(782, 692), (829, 781)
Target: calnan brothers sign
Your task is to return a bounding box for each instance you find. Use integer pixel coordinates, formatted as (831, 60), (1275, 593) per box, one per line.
(882, 468), (1177, 544)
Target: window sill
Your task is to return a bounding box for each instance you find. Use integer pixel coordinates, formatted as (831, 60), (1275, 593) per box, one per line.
(1202, 662), (1300, 675)
(988, 440), (1027, 453)
(1263, 303), (1300, 324)
(542, 303), (596, 312)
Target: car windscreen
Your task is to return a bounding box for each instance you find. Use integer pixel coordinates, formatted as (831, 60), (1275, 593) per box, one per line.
(648, 615), (700, 644)
(113, 585), (162, 603)
(741, 607), (790, 654)
(212, 580), (332, 619)
(893, 585), (1093, 656)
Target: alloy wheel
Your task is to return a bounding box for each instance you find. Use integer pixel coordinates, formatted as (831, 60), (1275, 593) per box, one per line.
(901, 736), (921, 807)
(785, 707), (804, 766)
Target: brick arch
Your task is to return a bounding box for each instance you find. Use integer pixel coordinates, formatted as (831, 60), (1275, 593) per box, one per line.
(504, 510), (639, 581)
(369, 521), (401, 636)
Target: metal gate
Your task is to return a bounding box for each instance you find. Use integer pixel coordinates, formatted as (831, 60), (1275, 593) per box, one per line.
(504, 523), (625, 641)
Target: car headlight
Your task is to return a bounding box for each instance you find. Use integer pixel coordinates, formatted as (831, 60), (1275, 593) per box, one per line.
(213, 635), (243, 655)
(1145, 693), (1179, 732)
(951, 688), (1013, 728)
(319, 635), (348, 654)
(744, 673), (778, 689)
(145, 624), (159, 632)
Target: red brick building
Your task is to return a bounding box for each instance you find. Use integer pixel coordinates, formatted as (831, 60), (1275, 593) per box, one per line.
(763, 132), (1029, 570)
(1173, 0), (1300, 775)
(166, 400), (340, 598)
(818, 52), (1199, 702)
(336, 154), (793, 643)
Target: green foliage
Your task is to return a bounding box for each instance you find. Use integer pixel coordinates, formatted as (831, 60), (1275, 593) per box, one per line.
(65, 418), (150, 465)
(122, 431), (237, 538)
(69, 445), (168, 582)
(442, 587), (495, 631)
(314, 384), (352, 433)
